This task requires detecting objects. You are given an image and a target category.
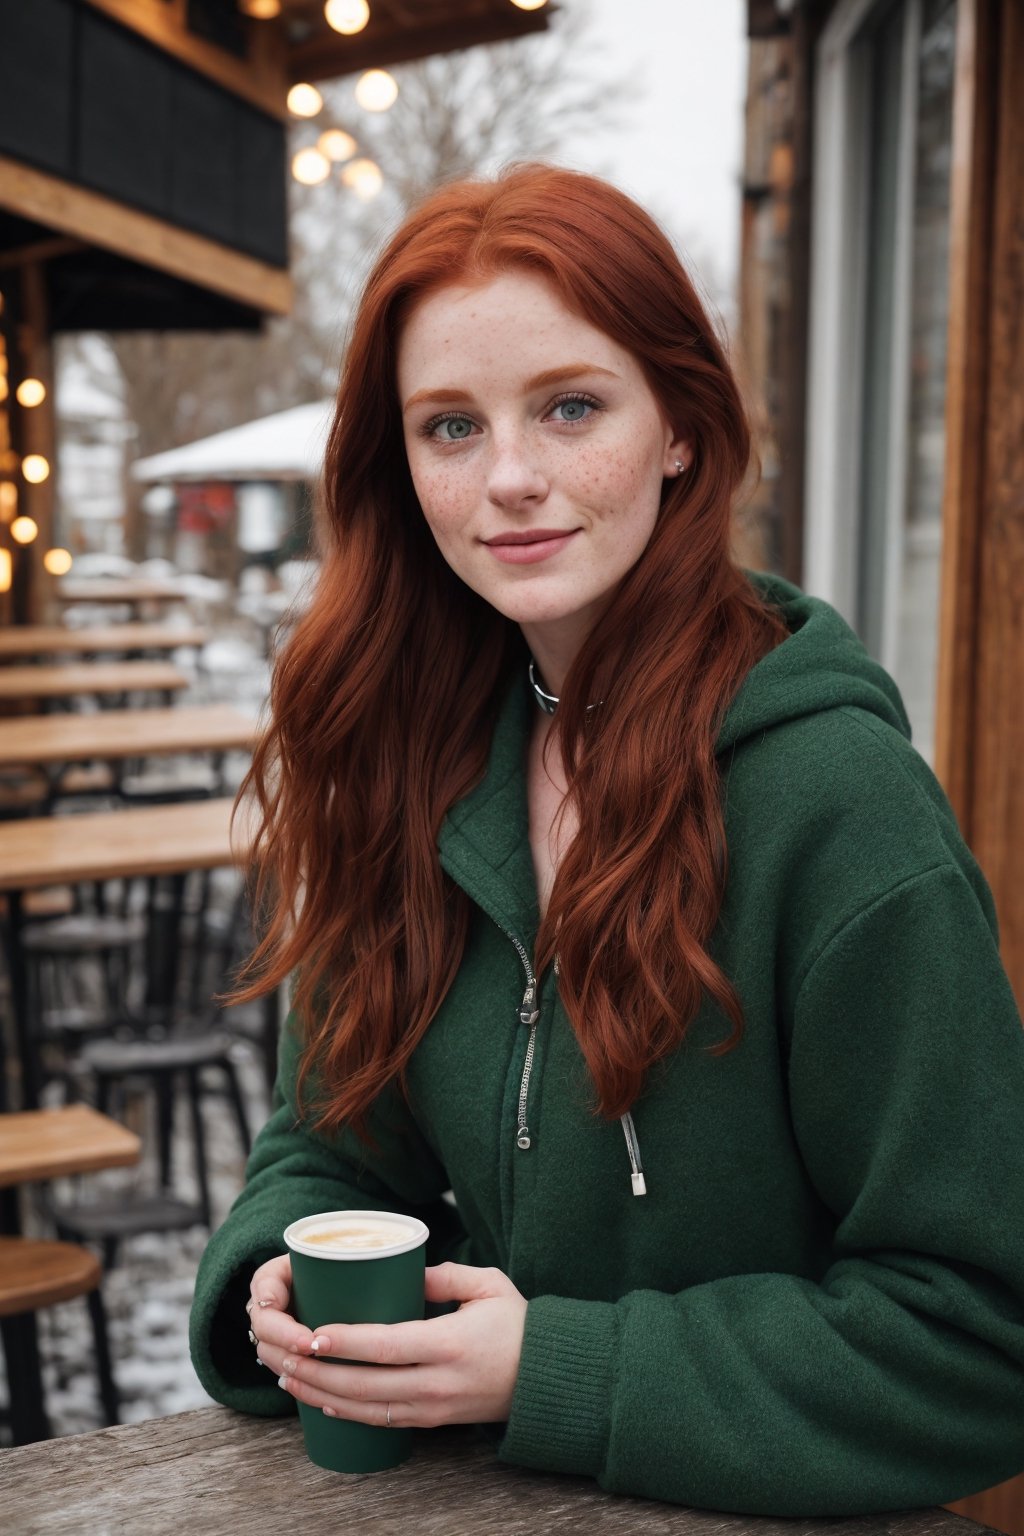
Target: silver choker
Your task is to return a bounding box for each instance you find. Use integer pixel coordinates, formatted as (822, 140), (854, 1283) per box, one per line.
(528, 660), (602, 716)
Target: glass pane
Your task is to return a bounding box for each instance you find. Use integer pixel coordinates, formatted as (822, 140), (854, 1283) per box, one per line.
(896, 0), (956, 765)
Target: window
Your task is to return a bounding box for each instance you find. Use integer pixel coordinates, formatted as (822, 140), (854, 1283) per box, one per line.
(804, 0), (956, 764)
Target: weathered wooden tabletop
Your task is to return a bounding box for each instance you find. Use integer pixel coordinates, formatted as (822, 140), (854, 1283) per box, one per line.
(0, 1405), (991, 1536)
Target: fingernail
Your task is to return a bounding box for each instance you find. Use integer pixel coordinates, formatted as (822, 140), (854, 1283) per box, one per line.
(281, 1356), (297, 1376)
(310, 1335), (330, 1354)
(323, 1407), (337, 1418)
(277, 1375), (290, 1391)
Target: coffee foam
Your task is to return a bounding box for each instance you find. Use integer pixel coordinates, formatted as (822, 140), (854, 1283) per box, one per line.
(284, 1210), (429, 1261)
(302, 1219), (415, 1251)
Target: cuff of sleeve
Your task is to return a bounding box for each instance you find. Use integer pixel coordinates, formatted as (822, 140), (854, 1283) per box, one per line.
(188, 1204), (297, 1417)
(498, 1294), (618, 1479)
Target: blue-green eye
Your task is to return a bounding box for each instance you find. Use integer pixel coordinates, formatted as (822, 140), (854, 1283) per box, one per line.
(549, 393), (599, 424)
(428, 414), (474, 441)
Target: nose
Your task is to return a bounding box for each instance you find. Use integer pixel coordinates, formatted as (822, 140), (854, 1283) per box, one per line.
(485, 431), (549, 512)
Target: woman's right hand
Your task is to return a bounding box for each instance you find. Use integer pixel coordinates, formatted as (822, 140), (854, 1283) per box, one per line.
(248, 1253), (318, 1364)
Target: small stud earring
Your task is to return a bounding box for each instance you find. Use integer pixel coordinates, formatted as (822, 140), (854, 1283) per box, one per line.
(674, 459), (686, 474)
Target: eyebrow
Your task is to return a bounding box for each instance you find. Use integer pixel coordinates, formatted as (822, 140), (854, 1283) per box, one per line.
(402, 363), (620, 413)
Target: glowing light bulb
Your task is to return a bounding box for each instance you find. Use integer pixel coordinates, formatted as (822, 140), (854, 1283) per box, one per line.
(318, 129), (357, 162)
(43, 546), (73, 575)
(10, 515), (38, 544)
(0, 376), (7, 403)
(355, 69), (397, 112)
(239, 0), (281, 15)
(16, 378), (46, 408)
(0, 483), (15, 520)
(21, 454), (50, 484)
(510, 0), (548, 9)
(292, 148), (331, 185)
(0, 549), (10, 593)
(287, 83), (324, 118)
(325, 0), (369, 34)
(341, 157), (383, 200)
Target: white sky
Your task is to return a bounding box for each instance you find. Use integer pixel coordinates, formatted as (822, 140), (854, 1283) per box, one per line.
(555, 0), (748, 311)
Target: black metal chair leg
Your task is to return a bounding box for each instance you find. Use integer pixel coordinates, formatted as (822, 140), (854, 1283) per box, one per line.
(185, 1069), (213, 1229)
(221, 1059), (252, 1156)
(1, 1311), (51, 1444)
(85, 1286), (119, 1426)
(155, 1074), (175, 1188)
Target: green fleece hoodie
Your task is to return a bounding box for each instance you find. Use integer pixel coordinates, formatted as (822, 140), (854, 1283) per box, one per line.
(190, 570), (1024, 1516)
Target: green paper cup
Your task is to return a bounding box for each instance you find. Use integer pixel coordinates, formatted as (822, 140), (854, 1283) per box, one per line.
(283, 1210), (429, 1474)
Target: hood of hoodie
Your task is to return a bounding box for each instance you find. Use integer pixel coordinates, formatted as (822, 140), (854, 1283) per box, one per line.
(716, 571), (912, 754)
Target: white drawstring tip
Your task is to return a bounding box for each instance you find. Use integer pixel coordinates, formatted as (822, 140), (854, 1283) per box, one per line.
(631, 1172), (647, 1197)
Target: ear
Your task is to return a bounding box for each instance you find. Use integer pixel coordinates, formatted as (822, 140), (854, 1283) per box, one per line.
(662, 430), (694, 480)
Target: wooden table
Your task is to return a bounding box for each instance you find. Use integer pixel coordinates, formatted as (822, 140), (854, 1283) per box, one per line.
(0, 1104), (141, 1188)
(0, 798), (250, 1110)
(0, 623), (208, 660)
(0, 1105), (142, 1446)
(0, 661), (189, 705)
(0, 1407), (989, 1536)
(0, 705), (255, 775)
(56, 578), (187, 609)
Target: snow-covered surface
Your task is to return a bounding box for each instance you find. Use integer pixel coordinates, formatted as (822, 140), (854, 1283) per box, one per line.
(132, 401), (333, 484)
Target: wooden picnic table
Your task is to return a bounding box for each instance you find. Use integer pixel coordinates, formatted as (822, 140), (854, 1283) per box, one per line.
(0, 798), (252, 1110)
(0, 1104), (141, 1189)
(0, 704), (255, 770)
(0, 622), (208, 660)
(0, 661), (189, 704)
(0, 1406), (991, 1536)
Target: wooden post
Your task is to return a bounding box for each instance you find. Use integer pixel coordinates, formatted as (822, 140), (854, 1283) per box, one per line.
(938, 6), (1024, 1530)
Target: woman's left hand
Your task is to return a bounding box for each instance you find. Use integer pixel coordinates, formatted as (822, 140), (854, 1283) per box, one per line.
(256, 1262), (528, 1428)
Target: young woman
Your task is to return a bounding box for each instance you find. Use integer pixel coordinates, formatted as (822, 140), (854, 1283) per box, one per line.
(190, 165), (1024, 1515)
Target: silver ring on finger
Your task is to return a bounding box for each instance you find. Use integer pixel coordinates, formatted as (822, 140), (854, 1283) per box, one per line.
(386, 1402), (392, 1428)
(248, 1328), (258, 1346)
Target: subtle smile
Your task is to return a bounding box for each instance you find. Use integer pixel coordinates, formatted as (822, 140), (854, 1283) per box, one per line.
(483, 529), (581, 565)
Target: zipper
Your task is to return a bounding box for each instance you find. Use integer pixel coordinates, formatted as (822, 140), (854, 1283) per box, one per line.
(490, 919), (646, 1193)
(488, 917), (540, 1151)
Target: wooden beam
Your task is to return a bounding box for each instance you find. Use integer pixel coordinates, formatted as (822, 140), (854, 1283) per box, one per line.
(289, 10), (552, 82)
(0, 239), (84, 272)
(83, 0), (289, 119)
(0, 158), (292, 318)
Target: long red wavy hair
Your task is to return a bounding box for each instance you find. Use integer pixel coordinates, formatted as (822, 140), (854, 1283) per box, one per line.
(235, 163), (789, 1137)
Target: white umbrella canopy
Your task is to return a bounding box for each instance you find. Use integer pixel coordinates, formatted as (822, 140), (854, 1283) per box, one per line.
(131, 400), (334, 484)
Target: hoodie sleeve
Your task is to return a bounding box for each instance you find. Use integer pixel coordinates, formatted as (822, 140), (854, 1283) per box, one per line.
(188, 1015), (464, 1415)
(499, 862), (1024, 1515)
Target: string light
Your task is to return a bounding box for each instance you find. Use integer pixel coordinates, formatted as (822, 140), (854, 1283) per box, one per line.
(318, 129), (358, 162)
(43, 547), (73, 576)
(292, 147), (331, 185)
(510, 0), (548, 9)
(287, 83), (324, 118)
(16, 378), (46, 408)
(10, 515), (38, 544)
(325, 0), (369, 34)
(0, 550), (10, 594)
(0, 483), (15, 520)
(341, 157), (383, 200)
(21, 454), (50, 484)
(239, 0), (281, 16)
(0, 376), (7, 403)
(355, 69), (398, 112)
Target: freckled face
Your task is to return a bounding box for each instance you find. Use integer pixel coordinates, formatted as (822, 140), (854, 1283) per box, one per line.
(397, 271), (687, 647)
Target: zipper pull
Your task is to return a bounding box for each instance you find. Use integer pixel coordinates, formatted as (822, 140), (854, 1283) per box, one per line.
(519, 983), (539, 1026)
(516, 1127), (531, 1150)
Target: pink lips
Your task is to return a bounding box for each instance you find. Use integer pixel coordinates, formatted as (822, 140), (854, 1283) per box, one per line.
(483, 528), (580, 565)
